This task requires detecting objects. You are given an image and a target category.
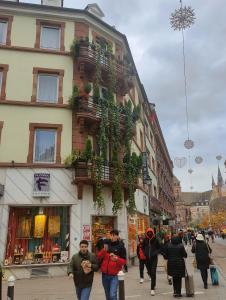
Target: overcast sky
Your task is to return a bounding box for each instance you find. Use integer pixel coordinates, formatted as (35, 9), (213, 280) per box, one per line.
(25, 0), (226, 192)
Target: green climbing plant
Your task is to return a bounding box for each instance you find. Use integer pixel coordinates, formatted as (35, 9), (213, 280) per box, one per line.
(68, 85), (79, 111)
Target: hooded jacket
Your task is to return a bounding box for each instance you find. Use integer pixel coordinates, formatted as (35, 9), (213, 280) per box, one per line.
(97, 240), (126, 276)
(163, 236), (187, 277)
(142, 228), (161, 260)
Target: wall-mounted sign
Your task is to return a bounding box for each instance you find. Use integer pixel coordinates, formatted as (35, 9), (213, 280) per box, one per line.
(33, 173), (50, 197)
(82, 225), (91, 240)
(0, 183), (4, 197)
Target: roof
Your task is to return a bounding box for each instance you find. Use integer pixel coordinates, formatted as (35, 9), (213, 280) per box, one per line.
(181, 190), (212, 204)
(85, 3), (105, 18)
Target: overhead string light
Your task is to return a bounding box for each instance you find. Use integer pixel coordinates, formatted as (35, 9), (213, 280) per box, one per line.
(170, 0), (196, 189)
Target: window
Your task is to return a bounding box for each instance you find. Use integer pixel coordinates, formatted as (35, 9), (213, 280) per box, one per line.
(31, 68), (64, 104)
(35, 20), (65, 51)
(27, 123), (62, 164)
(41, 26), (60, 50)
(34, 129), (56, 163)
(0, 64), (9, 100)
(0, 16), (13, 46)
(37, 74), (58, 103)
(0, 21), (7, 44)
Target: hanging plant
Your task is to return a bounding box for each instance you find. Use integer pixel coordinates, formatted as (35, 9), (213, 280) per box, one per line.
(93, 156), (105, 212)
(68, 85), (79, 111)
(81, 139), (93, 162)
(64, 150), (80, 167)
(84, 83), (92, 95)
(70, 39), (80, 58)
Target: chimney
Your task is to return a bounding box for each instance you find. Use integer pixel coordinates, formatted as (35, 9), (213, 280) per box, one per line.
(85, 3), (105, 19)
(41, 0), (63, 7)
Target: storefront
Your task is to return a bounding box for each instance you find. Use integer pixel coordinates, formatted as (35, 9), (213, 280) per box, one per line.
(4, 206), (70, 266)
(91, 216), (116, 251)
(128, 213), (149, 259)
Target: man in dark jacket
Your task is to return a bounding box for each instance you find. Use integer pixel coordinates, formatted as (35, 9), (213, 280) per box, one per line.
(68, 240), (99, 300)
(142, 228), (161, 296)
(163, 236), (187, 298)
(97, 229), (126, 300)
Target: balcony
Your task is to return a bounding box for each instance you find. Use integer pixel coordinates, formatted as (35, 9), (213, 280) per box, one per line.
(150, 196), (161, 214)
(76, 45), (134, 94)
(75, 96), (126, 134)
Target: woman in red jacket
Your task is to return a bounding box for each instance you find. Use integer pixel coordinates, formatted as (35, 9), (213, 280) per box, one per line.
(97, 229), (126, 300)
(137, 233), (150, 283)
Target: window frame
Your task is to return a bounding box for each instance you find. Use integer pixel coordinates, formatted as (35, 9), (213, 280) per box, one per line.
(0, 64), (9, 100)
(31, 67), (64, 104)
(0, 15), (13, 46)
(27, 123), (62, 164)
(35, 19), (65, 51)
(37, 73), (59, 103)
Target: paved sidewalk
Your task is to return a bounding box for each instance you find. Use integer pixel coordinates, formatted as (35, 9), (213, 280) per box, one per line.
(1, 244), (226, 300)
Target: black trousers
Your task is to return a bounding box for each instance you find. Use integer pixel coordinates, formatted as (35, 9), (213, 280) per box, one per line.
(172, 276), (182, 295)
(139, 259), (149, 278)
(200, 268), (208, 285)
(147, 257), (158, 289)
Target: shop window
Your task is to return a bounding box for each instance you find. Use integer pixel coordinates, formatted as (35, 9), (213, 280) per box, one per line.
(92, 216), (115, 252)
(0, 15), (13, 46)
(35, 19), (65, 51)
(4, 206), (70, 266)
(27, 123), (62, 164)
(37, 74), (59, 103)
(31, 67), (64, 103)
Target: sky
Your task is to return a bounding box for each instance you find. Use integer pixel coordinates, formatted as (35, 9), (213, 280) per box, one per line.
(24, 0), (226, 192)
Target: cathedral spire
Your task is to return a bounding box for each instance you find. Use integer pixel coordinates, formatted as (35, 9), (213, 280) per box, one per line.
(217, 166), (223, 187)
(212, 175), (216, 188)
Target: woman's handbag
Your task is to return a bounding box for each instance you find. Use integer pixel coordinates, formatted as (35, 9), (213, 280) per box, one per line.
(192, 257), (197, 268)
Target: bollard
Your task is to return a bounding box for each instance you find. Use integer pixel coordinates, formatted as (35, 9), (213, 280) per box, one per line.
(7, 276), (15, 300)
(118, 270), (125, 300)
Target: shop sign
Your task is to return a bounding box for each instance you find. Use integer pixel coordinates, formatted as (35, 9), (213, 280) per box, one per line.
(0, 183), (4, 197)
(82, 224), (91, 240)
(142, 152), (151, 184)
(33, 173), (50, 197)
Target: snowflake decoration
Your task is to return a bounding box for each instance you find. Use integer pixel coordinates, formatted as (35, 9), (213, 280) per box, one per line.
(184, 139), (194, 150)
(195, 156), (203, 164)
(170, 6), (195, 31)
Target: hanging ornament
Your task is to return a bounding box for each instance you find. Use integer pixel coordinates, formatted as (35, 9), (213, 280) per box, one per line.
(184, 139), (194, 149)
(190, 186), (194, 190)
(170, 5), (195, 31)
(174, 157), (187, 168)
(188, 168), (193, 174)
(195, 156), (203, 164)
(216, 155), (222, 161)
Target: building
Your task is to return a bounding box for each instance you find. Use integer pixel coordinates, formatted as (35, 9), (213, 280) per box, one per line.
(173, 176), (191, 230)
(148, 106), (175, 229)
(210, 167), (226, 212)
(190, 200), (210, 223)
(0, 0), (166, 278)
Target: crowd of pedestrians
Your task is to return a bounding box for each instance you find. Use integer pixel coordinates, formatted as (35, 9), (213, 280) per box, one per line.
(67, 228), (218, 300)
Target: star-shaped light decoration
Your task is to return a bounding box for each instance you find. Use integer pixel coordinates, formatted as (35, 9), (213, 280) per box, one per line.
(170, 5), (195, 31)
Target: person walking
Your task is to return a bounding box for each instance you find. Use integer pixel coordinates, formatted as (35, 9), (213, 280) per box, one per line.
(142, 228), (161, 296)
(163, 236), (187, 298)
(191, 233), (212, 289)
(68, 239), (99, 300)
(97, 229), (126, 300)
(137, 233), (150, 283)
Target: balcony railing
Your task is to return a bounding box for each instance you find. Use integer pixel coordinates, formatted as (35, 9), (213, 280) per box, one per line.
(74, 161), (114, 182)
(78, 45), (133, 78)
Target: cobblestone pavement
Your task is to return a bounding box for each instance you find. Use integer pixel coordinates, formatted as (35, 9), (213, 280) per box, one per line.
(1, 242), (226, 300)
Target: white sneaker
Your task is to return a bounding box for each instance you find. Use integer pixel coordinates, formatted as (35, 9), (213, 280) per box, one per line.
(151, 290), (155, 296)
(139, 278), (144, 283)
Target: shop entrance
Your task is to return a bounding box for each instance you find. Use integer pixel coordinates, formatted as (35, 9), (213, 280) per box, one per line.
(91, 216), (116, 251)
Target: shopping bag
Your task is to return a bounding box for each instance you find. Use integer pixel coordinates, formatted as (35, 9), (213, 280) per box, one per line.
(210, 265), (219, 286)
(185, 266), (195, 297)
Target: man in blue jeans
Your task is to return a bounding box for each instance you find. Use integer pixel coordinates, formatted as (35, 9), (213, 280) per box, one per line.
(97, 230), (126, 300)
(68, 240), (99, 300)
